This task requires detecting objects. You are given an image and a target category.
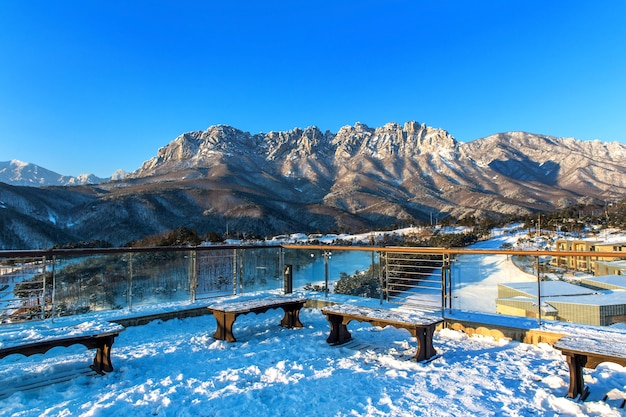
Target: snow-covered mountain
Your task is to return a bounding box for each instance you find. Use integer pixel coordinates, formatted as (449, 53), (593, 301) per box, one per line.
(0, 160), (108, 186)
(128, 122), (626, 219)
(2, 121), (626, 249)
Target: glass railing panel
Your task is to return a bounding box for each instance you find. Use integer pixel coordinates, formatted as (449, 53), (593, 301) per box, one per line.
(449, 252), (538, 316)
(128, 251), (192, 308)
(0, 256), (49, 323)
(52, 253), (129, 317)
(194, 248), (236, 299)
(283, 248), (324, 292)
(237, 247), (283, 293)
(283, 248), (378, 297)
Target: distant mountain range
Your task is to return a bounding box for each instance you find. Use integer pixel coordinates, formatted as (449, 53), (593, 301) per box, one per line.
(0, 160), (128, 186)
(1, 121), (626, 249)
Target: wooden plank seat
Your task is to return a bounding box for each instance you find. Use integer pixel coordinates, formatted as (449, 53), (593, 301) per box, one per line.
(207, 296), (307, 342)
(554, 335), (626, 400)
(0, 320), (125, 374)
(321, 304), (443, 362)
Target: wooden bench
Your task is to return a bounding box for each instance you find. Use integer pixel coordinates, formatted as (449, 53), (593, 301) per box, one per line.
(554, 335), (626, 400)
(207, 296), (307, 342)
(321, 304), (443, 362)
(0, 320), (124, 374)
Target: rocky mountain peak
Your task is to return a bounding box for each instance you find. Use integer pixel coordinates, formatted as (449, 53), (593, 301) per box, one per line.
(331, 121), (456, 161)
(133, 121), (457, 178)
(265, 126), (328, 161)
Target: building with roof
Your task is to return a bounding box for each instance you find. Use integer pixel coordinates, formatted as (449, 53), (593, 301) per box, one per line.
(496, 280), (626, 326)
(594, 259), (626, 276)
(551, 239), (602, 273)
(593, 240), (626, 253)
(551, 238), (626, 274)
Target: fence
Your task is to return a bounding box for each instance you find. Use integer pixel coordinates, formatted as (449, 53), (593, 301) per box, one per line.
(0, 246), (285, 323)
(1, 245), (625, 327)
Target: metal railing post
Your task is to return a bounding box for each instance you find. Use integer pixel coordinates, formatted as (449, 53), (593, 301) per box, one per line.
(536, 255), (542, 326)
(189, 250), (197, 303)
(442, 253), (451, 314)
(384, 252), (389, 302)
(324, 250), (329, 298)
(378, 251), (383, 305)
(51, 255), (56, 321)
(233, 249), (238, 295)
(127, 252), (133, 312)
(279, 247), (287, 294)
(41, 256), (47, 320)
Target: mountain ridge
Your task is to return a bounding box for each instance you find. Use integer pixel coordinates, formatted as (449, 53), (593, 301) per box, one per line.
(0, 160), (116, 187)
(1, 121), (625, 249)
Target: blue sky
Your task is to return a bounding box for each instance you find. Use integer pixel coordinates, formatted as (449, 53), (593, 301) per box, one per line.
(1, 1), (625, 178)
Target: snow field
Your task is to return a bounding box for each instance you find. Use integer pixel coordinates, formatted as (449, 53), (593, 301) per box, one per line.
(1, 307), (625, 417)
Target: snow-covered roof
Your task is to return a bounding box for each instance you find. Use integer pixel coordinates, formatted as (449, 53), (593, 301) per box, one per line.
(582, 275), (626, 290)
(594, 259), (626, 267)
(500, 281), (597, 298)
(593, 240), (626, 247)
(545, 291), (626, 306)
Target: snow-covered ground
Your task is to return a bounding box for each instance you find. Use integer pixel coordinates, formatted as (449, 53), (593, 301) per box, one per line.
(1, 295), (625, 417)
(1, 229), (626, 416)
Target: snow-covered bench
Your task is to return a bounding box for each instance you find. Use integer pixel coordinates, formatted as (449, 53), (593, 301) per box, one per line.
(0, 319), (124, 374)
(207, 296), (307, 342)
(554, 335), (626, 400)
(321, 304), (443, 361)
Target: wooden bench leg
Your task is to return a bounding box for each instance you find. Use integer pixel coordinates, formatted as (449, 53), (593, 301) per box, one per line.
(212, 311), (237, 342)
(325, 314), (352, 345)
(422, 324), (439, 362)
(564, 353), (588, 399)
(409, 324), (438, 362)
(279, 305), (304, 328)
(92, 336), (116, 374)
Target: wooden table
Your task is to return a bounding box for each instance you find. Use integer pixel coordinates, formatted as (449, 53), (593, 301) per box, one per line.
(207, 296), (307, 342)
(322, 304), (443, 362)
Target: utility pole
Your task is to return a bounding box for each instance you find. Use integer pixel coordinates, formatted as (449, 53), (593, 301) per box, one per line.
(537, 214), (541, 237)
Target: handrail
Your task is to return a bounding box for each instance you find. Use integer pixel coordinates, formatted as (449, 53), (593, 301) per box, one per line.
(0, 244), (280, 258)
(281, 244), (625, 258)
(1, 244), (623, 259)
